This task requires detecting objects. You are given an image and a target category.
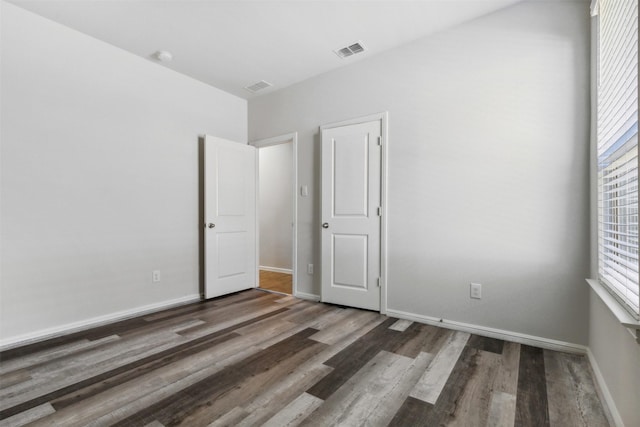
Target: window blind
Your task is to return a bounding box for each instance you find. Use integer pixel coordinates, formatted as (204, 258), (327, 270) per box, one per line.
(596, 0), (639, 316)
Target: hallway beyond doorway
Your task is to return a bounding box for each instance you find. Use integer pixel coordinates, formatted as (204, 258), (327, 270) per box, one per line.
(259, 269), (292, 295)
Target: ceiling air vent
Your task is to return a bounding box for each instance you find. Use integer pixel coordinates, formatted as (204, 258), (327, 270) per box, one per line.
(244, 80), (273, 93)
(334, 41), (366, 59)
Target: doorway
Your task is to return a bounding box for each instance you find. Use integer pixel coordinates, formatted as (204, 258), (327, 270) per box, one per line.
(251, 133), (298, 296)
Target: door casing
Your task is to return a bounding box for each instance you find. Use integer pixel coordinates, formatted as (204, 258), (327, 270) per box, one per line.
(319, 113), (388, 314)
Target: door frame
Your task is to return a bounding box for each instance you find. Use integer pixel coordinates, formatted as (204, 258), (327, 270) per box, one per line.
(319, 112), (389, 314)
(250, 132), (299, 297)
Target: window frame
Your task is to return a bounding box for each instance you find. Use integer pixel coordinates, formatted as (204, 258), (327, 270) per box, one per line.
(592, 0), (640, 320)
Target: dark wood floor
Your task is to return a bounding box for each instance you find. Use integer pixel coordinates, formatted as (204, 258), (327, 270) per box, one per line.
(259, 270), (292, 295)
(0, 290), (610, 426)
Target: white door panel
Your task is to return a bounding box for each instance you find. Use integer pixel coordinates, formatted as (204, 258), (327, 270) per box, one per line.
(321, 120), (381, 310)
(333, 133), (369, 216)
(333, 234), (368, 289)
(204, 135), (256, 299)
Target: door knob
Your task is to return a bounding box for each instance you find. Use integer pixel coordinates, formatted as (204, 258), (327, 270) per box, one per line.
(322, 223), (329, 229)
(208, 223), (216, 228)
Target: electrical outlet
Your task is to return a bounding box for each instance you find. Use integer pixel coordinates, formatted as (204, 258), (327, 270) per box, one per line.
(307, 264), (314, 275)
(470, 283), (482, 299)
(152, 270), (161, 283)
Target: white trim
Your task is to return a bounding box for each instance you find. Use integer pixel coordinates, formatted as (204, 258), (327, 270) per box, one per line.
(385, 308), (588, 354)
(259, 266), (293, 275)
(319, 112), (387, 131)
(0, 294), (200, 351)
(319, 112), (389, 315)
(586, 279), (640, 332)
(587, 348), (625, 427)
(294, 292), (321, 302)
(256, 288), (291, 297)
(250, 132), (298, 298)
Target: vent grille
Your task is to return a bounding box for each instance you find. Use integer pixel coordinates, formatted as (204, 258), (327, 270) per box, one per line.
(244, 80), (273, 93)
(334, 41), (366, 59)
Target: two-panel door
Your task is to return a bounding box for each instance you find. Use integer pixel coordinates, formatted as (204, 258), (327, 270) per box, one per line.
(204, 135), (256, 299)
(321, 120), (382, 311)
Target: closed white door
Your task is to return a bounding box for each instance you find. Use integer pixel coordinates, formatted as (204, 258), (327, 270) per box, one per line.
(204, 135), (256, 299)
(321, 120), (382, 311)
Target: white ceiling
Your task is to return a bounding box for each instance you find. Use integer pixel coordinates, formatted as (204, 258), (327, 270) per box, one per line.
(8, 0), (530, 99)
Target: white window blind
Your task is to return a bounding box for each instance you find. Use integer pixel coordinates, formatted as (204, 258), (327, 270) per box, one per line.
(596, 0), (639, 317)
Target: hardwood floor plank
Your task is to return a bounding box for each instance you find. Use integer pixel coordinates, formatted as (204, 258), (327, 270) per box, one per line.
(0, 335), (119, 375)
(0, 369), (31, 390)
(307, 350), (434, 427)
(0, 403), (55, 427)
(306, 317), (403, 400)
(72, 314), (321, 426)
(53, 336), (275, 426)
(393, 323), (451, 359)
(1, 305), (295, 420)
(1, 328), (216, 420)
(301, 350), (415, 426)
(420, 345), (479, 426)
(261, 392), (323, 427)
(308, 309), (381, 345)
(259, 270), (293, 295)
(515, 345), (550, 427)
(236, 315), (390, 426)
(389, 319), (413, 332)
(544, 350), (610, 427)
(410, 330), (470, 404)
(49, 332), (240, 410)
(206, 407), (248, 427)
(446, 349), (501, 427)
(236, 365), (332, 427)
(494, 341), (520, 395)
(174, 335), (327, 426)
(488, 390), (517, 427)
(387, 396), (434, 426)
(467, 334), (505, 354)
(177, 299), (296, 339)
(1, 329), (184, 414)
(278, 302), (336, 326)
(110, 328), (320, 427)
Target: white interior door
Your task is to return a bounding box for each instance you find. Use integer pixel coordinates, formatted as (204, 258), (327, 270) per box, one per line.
(321, 120), (382, 311)
(204, 135), (256, 299)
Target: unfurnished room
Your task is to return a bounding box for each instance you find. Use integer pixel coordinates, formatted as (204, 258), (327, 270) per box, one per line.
(0, 0), (639, 426)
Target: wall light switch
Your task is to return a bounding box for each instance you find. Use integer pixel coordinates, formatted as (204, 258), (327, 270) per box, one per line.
(301, 185), (309, 197)
(152, 270), (161, 283)
(470, 283), (482, 299)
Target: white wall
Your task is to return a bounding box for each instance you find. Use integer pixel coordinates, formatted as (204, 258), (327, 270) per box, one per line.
(588, 293), (640, 427)
(259, 143), (293, 270)
(249, 1), (590, 344)
(0, 2), (247, 344)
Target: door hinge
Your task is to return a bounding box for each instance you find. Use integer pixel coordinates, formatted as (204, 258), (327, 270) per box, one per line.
(377, 206), (382, 216)
(377, 136), (382, 146)
(377, 277), (381, 287)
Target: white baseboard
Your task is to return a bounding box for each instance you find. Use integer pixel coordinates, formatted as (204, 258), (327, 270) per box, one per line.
(295, 291), (320, 302)
(385, 308), (587, 354)
(0, 294), (201, 351)
(259, 266), (293, 275)
(586, 348), (624, 427)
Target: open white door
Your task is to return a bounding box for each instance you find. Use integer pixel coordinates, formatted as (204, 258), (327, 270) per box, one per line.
(321, 119), (382, 311)
(204, 135), (256, 299)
